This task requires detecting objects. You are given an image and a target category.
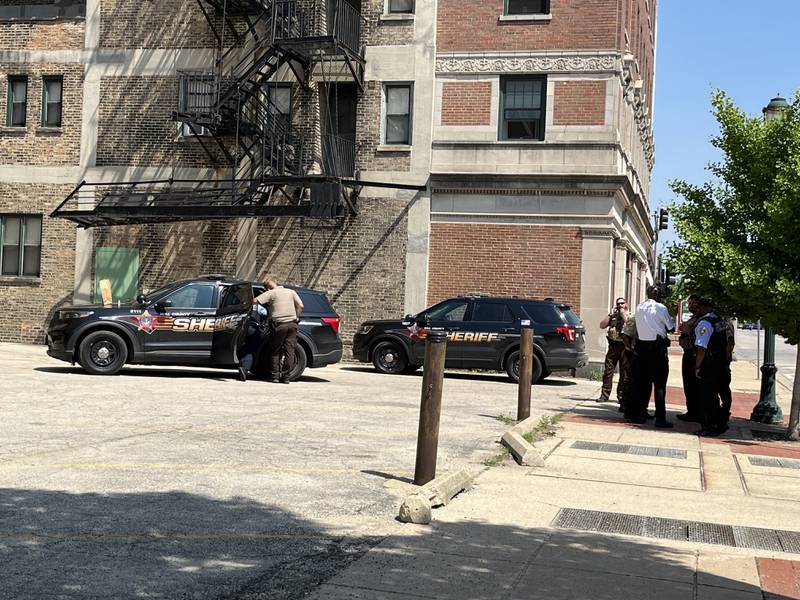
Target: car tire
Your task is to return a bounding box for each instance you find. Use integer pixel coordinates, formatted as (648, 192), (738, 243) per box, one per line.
(287, 344), (308, 381)
(372, 340), (408, 374)
(403, 364), (422, 374)
(78, 330), (128, 375)
(505, 350), (543, 384)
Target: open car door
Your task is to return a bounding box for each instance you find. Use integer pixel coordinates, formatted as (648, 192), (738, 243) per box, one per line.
(212, 282), (253, 367)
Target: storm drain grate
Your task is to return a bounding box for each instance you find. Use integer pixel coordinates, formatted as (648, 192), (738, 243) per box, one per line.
(570, 441), (687, 459)
(552, 508), (800, 553)
(748, 456), (800, 470)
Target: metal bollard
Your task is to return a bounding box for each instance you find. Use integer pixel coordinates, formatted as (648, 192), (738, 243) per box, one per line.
(517, 325), (534, 422)
(413, 330), (448, 486)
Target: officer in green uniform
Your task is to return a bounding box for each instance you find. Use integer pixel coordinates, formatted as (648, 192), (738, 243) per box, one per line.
(619, 315), (638, 415)
(693, 298), (731, 436)
(677, 295), (702, 422)
(598, 298), (629, 404)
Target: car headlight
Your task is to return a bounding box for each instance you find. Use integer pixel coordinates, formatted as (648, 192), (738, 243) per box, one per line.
(59, 310), (94, 320)
(358, 325), (373, 335)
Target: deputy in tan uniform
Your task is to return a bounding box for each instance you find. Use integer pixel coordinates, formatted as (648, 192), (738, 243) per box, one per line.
(255, 278), (304, 383)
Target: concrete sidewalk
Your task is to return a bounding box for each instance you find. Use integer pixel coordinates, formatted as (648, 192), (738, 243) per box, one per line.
(306, 351), (800, 599)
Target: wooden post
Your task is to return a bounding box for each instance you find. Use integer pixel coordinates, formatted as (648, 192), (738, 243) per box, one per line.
(414, 330), (448, 486)
(517, 325), (533, 422)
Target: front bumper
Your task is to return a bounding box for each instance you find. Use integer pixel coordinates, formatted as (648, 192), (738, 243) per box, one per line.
(46, 332), (73, 363)
(351, 334), (370, 362)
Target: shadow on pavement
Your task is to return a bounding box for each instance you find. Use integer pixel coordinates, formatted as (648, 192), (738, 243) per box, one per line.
(33, 366), (330, 384)
(339, 366), (578, 386)
(360, 470), (414, 484)
(0, 487), (775, 600)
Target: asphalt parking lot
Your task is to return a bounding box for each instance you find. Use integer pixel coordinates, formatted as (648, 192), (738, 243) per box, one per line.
(0, 343), (597, 599)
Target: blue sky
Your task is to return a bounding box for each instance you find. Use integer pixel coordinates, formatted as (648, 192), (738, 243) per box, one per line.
(651, 1), (800, 246)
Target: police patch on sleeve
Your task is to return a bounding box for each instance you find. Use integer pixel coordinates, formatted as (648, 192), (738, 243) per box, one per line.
(697, 325), (709, 336)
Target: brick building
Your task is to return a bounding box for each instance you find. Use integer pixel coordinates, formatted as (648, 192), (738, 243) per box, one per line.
(0, 0), (656, 361)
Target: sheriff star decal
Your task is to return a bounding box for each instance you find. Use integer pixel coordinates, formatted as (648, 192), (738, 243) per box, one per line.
(116, 312), (244, 334)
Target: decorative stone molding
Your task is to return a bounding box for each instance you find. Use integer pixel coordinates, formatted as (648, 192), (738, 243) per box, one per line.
(621, 54), (655, 170)
(435, 53), (619, 74)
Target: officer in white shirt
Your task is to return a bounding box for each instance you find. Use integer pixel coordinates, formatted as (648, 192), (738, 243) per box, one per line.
(629, 285), (675, 427)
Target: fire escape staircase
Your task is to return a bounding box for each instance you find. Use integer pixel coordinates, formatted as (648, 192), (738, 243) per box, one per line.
(51, 0), (422, 228)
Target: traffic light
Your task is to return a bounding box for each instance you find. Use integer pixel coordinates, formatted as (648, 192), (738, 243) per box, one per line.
(658, 208), (669, 231)
(664, 266), (679, 297)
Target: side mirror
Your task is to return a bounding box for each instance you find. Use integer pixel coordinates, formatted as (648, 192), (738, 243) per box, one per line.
(136, 293), (148, 305)
(154, 299), (173, 312)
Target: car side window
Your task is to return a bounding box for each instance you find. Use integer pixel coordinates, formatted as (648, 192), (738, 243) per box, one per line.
(471, 302), (513, 322)
(220, 284), (252, 310)
(163, 284), (217, 309)
(522, 303), (562, 324)
(425, 300), (468, 322)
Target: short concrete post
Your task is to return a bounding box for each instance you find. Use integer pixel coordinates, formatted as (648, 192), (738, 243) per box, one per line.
(517, 325), (533, 422)
(414, 330), (447, 486)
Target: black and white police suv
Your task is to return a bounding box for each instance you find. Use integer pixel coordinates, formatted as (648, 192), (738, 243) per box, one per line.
(46, 275), (342, 379)
(352, 295), (588, 383)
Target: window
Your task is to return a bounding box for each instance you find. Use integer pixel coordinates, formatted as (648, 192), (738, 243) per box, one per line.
(163, 284), (217, 309)
(384, 84), (412, 145)
(471, 302), (513, 322)
(500, 77), (546, 140)
(505, 0), (549, 15)
(42, 76), (62, 127)
(424, 300), (468, 322)
(7, 77), (27, 127)
(1, 215), (42, 277)
(522, 303), (562, 324)
(220, 284), (252, 310)
(178, 73), (214, 136)
(388, 0), (414, 13)
(266, 84), (292, 133)
(0, 1), (86, 20)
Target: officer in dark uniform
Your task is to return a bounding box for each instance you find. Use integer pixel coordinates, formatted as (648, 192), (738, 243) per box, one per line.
(693, 298), (730, 436)
(677, 295), (702, 422)
(718, 319), (736, 429)
(237, 303), (268, 382)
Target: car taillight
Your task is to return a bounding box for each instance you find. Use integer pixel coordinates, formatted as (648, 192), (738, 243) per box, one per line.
(321, 317), (340, 334)
(555, 326), (576, 342)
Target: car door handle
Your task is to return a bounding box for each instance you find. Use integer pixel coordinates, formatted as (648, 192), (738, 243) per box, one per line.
(501, 327), (516, 333)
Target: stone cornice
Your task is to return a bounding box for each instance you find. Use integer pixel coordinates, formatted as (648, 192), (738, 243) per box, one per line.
(435, 53), (619, 75)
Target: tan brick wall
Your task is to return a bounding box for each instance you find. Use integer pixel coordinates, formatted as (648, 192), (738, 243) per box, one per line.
(0, 20), (85, 50)
(0, 63), (83, 165)
(0, 183), (76, 343)
(427, 223), (582, 314)
(93, 221), (239, 296)
(362, 0), (415, 46)
(97, 76), (224, 168)
(553, 80), (606, 126)
(437, 0), (617, 53)
(441, 82), (492, 126)
(99, 0), (219, 49)
(356, 84), (411, 172)
(256, 197), (409, 349)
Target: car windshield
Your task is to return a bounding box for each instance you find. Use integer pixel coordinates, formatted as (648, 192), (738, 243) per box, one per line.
(141, 281), (184, 303)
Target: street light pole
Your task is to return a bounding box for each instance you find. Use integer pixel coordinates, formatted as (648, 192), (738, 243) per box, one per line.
(750, 95), (788, 425)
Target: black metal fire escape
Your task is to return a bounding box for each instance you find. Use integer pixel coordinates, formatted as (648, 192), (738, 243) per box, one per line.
(52, 0), (422, 228)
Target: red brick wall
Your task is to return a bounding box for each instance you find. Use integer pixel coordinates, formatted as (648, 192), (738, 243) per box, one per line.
(437, 0), (617, 52)
(427, 223), (582, 313)
(441, 82), (492, 126)
(622, 0), (656, 110)
(553, 81), (606, 126)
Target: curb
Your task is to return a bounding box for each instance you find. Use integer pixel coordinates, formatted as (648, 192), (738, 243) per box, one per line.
(398, 467), (482, 524)
(500, 416), (546, 467)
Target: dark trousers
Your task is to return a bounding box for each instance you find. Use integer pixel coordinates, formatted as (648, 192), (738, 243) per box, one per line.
(239, 324), (264, 373)
(619, 350), (635, 410)
(719, 363), (733, 426)
(601, 341), (629, 402)
(681, 350), (701, 416)
(268, 321), (298, 379)
(698, 366), (722, 430)
(630, 341), (669, 421)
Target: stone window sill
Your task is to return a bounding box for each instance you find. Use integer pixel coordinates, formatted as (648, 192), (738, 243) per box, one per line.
(36, 126), (63, 135)
(0, 126), (28, 135)
(0, 276), (41, 285)
(380, 13), (415, 22)
(377, 144), (412, 153)
(498, 13), (552, 22)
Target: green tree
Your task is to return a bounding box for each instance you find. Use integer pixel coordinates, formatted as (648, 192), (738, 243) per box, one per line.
(667, 91), (800, 439)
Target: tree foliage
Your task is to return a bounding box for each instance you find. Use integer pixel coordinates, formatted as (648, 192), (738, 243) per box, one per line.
(667, 91), (800, 344)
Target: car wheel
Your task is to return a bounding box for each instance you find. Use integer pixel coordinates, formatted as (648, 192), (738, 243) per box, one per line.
(78, 330), (128, 375)
(372, 340), (408, 374)
(287, 344), (308, 381)
(505, 350), (543, 384)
